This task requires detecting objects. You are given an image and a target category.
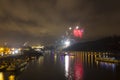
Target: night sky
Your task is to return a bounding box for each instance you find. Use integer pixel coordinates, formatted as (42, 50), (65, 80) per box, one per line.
(0, 0), (120, 46)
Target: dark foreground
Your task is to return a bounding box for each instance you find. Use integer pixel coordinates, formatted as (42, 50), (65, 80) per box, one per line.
(0, 51), (120, 80)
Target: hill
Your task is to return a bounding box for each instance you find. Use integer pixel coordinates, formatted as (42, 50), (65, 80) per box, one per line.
(66, 36), (120, 52)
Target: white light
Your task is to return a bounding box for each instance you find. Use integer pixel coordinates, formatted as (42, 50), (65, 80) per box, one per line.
(69, 27), (72, 30)
(1, 53), (3, 56)
(65, 55), (69, 77)
(76, 26), (79, 29)
(64, 40), (70, 47)
(14, 50), (18, 53)
(12, 52), (15, 54)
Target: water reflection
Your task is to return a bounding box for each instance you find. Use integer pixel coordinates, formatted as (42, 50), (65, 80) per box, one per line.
(38, 56), (44, 64)
(98, 61), (116, 72)
(0, 72), (4, 80)
(54, 54), (57, 63)
(0, 51), (120, 80)
(61, 51), (120, 80)
(0, 72), (16, 80)
(0, 57), (30, 80)
(74, 61), (83, 80)
(65, 55), (69, 77)
(8, 75), (15, 80)
(63, 53), (84, 80)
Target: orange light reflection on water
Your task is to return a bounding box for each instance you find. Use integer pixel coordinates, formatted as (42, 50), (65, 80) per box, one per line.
(0, 72), (4, 80)
(9, 75), (15, 80)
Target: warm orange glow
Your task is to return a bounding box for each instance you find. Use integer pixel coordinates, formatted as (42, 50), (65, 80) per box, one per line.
(0, 72), (4, 80)
(9, 75), (15, 80)
(0, 47), (4, 53)
(0, 48), (4, 51)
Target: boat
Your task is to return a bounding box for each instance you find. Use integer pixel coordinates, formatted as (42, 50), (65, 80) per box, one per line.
(0, 62), (8, 71)
(6, 62), (28, 72)
(6, 64), (16, 71)
(0, 65), (7, 71)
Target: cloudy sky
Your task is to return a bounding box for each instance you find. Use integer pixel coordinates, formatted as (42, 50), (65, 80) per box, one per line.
(0, 0), (120, 46)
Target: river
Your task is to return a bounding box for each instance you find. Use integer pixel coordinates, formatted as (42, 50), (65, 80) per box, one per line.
(0, 51), (120, 80)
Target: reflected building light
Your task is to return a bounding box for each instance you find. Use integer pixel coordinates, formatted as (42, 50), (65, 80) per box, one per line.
(9, 75), (15, 80)
(54, 54), (57, 63)
(98, 52), (101, 57)
(0, 72), (4, 80)
(70, 56), (74, 60)
(88, 54), (91, 67)
(65, 55), (69, 77)
(106, 52), (109, 55)
(100, 62), (116, 72)
(91, 55), (93, 67)
(91, 52), (93, 54)
(82, 53), (85, 63)
(60, 56), (64, 64)
(112, 64), (116, 71)
(94, 52), (97, 54)
(103, 53), (106, 58)
(94, 55), (97, 59)
(106, 55), (108, 58)
(105, 52), (109, 58)
(38, 57), (44, 64)
(96, 61), (99, 68)
(85, 53), (87, 65)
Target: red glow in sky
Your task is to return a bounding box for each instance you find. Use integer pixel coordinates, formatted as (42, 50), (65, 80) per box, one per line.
(73, 29), (83, 38)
